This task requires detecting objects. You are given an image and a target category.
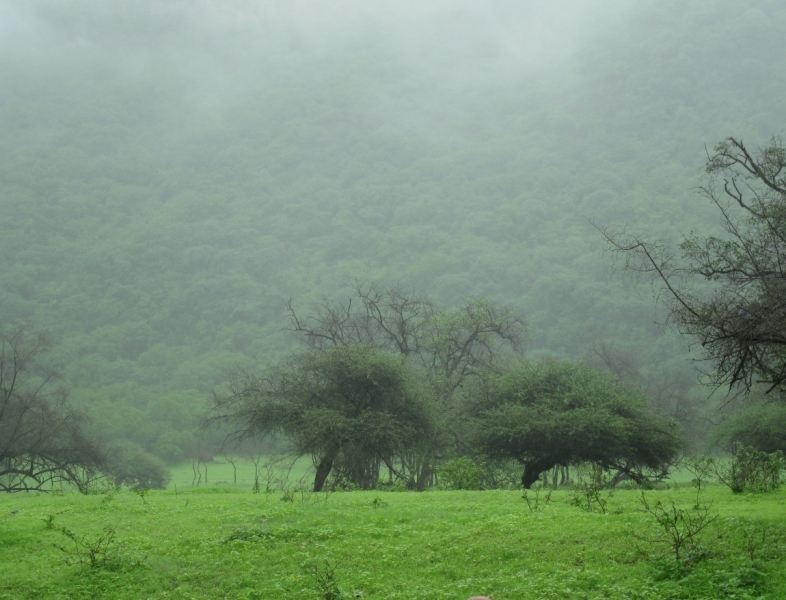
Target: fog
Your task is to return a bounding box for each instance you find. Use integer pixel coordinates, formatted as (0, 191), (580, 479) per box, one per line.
(1, 0), (785, 451)
(1, 0), (633, 138)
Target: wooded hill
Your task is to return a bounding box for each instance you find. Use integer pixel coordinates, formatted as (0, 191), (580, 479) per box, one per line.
(1, 0), (784, 458)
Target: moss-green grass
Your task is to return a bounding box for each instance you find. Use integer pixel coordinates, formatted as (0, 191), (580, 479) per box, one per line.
(167, 456), (314, 491)
(1, 485), (784, 599)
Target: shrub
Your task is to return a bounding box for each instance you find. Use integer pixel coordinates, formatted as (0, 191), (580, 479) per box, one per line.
(438, 457), (484, 490)
(635, 492), (717, 574)
(55, 526), (119, 569)
(106, 440), (171, 489)
(713, 446), (785, 494)
(568, 464), (613, 514)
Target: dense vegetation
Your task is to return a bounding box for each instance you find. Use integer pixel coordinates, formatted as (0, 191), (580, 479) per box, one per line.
(2, 0), (786, 460)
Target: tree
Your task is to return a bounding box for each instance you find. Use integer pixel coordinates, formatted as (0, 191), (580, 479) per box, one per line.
(106, 440), (171, 489)
(0, 328), (105, 492)
(287, 283), (525, 391)
(285, 282), (525, 488)
(469, 360), (683, 488)
(711, 402), (786, 454)
(600, 136), (786, 394)
(211, 344), (433, 491)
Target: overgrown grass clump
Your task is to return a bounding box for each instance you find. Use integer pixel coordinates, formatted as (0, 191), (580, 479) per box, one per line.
(1, 485), (784, 599)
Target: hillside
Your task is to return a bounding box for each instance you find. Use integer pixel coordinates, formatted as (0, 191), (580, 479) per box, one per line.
(1, 0), (785, 454)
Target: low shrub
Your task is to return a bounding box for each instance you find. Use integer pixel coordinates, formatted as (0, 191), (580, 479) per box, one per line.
(713, 446), (785, 494)
(106, 440), (172, 489)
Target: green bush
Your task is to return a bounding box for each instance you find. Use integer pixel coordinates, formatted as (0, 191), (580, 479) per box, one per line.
(438, 457), (485, 490)
(713, 446), (785, 494)
(106, 441), (172, 489)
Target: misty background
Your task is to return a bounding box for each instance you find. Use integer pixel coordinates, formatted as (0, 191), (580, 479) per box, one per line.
(1, 0), (784, 459)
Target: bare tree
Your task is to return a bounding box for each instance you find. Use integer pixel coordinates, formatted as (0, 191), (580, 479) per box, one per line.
(0, 327), (104, 492)
(287, 282), (525, 396)
(599, 136), (786, 395)
(286, 282), (436, 355)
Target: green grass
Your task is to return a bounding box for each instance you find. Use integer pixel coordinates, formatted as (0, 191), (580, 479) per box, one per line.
(167, 455), (314, 491)
(1, 484), (784, 599)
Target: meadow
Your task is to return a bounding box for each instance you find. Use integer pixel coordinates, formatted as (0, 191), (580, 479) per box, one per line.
(1, 465), (785, 600)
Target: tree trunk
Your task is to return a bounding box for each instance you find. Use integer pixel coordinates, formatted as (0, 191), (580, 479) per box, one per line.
(415, 453), (434, 490)
(521, 459), (556, 489)
(313, 447), (338, 492)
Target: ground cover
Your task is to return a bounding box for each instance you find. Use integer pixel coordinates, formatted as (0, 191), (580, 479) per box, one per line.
(0, 484), (784, 600)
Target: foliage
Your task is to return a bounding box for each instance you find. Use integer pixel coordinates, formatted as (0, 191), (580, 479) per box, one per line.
(54, 525), (120, 569)
(285, 284), (525, 489)
(635, 492), (718, 574)
(568, 465), (613, 514)
(712, 402), (786, 453)
(712, 446), (785, 493)
(105, 440), (171, 490)
(437, 456), (523, 491)
(437, 457), (485, 491)
(469, 359), (684, 488)
(212, 344), (433, 491)
(0, 328), (105, 492)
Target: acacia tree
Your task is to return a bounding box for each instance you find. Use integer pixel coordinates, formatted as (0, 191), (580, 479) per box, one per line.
(211, 284), (524, 490)
(600, 136), (786, 394)
(211, 344), (434, 491)
(0, 328), (105, 492)
(285, 283), (525, 488)
(470, 360), (683, 488)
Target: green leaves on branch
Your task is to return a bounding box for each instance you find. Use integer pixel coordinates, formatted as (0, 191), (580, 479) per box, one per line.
(469, 359), (684, 488)
(214, 345), (433, 491)
(712, 446), (785, 494)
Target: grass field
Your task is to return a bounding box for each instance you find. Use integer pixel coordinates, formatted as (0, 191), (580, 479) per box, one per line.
(1, 474), (785, 599)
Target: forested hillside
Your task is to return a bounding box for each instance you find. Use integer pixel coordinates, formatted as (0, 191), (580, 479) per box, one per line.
(1, 0), (785, 458)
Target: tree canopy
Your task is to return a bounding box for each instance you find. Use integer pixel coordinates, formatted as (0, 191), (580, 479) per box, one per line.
(212, 344), (433, 491)
(468, 360), (683, 488)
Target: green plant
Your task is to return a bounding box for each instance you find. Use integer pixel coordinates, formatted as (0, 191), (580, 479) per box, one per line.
(738, 520), (772, 562)
(54, 526), (120, 569)
(713, 446), (785, 493)
(106, 440), (172, 490)
(635, 492), (717, 572)
(370, 496), (388, 509)
(42, 514), (56, 530)
(130, 485), (149, 504)
(438, 457), (484, 490)
(521, 482), (552, 513)
(682, 455), (715, 509)
(99, 484), (122, 507)
(306, 559), (344, 600)
(568, 465), (613, 514)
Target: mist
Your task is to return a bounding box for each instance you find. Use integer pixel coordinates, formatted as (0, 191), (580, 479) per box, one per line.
(1, 0), (785, 455)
